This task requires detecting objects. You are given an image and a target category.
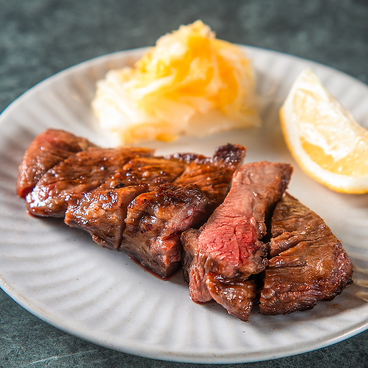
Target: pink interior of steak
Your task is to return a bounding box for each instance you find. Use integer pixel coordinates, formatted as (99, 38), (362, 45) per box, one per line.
(120, 144), (247, 278)
(182, 161), (293, 316)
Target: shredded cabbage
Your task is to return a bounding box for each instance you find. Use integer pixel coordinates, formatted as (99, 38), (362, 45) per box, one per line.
(92, 20), (260, 145)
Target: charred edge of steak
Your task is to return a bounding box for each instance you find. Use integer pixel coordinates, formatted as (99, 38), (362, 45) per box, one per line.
(212, 143), (248, 165)
(173, 144), (247, 206)
(165, 152), (207, 164)
(120, 184), (213, 279)
(169, 143), (246, 167)
(16, 129), (96, 198)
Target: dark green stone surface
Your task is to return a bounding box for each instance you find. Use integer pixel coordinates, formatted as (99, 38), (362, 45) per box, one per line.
(1, 0), (368, 366)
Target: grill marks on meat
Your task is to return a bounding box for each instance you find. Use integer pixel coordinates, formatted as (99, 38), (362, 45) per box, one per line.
(120, 144), (247, 278)
(65, 156), (187, 250)
(16, 129), (95, 198)
(259, 193), (353, 315)
(181, 162), (292, 320)
(26, 147), (154, 217)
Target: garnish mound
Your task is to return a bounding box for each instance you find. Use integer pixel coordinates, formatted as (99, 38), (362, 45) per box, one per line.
(92, 20), (260, 145)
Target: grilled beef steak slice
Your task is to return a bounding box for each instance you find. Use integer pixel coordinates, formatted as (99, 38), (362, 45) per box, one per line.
(259, 193), (353, 315)
(181, 162), (292, 320)
(268, 192), (333, 258)
(174, 143), (247, 207)
(16, 129), (95, 198)
(121, 184), (212, 278)
(206, 272), (257, 322)
(26, 146), (154, 217)
(119, 144), (247, 278)
(101, 156), (187, 189)
(65, 156), (188, 249)
(65, 185), (148, 249)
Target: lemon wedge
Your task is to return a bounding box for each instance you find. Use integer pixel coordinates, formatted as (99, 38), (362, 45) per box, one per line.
(280, 68), (368, 194)
(92, 21), (259, 145)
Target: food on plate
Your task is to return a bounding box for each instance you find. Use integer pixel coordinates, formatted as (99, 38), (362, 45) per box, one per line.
(65, 156), (188, 250)
(16, 129), (96, 198)
(26, 146), (154, 217)
(17, 129), (353, 321)
(172, 144), (246, 206)
(19, 129), (245, 278)
(280, 68), (368, 194)
(181, 162), (293, 321)
(92, 20), (260, 145)
(120, 144), (246, 278)
(121, 184), (212, 278)
(260, 193), (353, 315)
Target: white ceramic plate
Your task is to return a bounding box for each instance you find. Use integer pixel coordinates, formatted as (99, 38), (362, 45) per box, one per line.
(0, 47), (368, 364)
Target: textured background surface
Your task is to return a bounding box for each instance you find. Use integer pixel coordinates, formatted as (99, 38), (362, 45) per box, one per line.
(1, 0), (368, 367)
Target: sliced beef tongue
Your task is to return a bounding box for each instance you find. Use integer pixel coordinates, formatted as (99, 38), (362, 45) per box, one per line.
(26, 146), (154, 217)
(174, 143), (247, 208)
(121, 184), (212, 278)
(65, 185), (148, 250)
(268, 192), (333, 258)
(119, 144), (247, 279)
(16, 129), (96, 198)
(259, 193), (353, 315)
(102, 156), (188, 189)
(181, 161), (293, 321)
(64, 156), (188, 250)
(206, 272), (257, 322)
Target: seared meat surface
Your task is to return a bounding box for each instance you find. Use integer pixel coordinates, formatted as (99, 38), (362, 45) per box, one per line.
(19, 129), (245, 279)
(181, 162), (292, 320)
(26, 146), (154, 217)
(174, 143), (246, 207)
(65, 156), (188, 250)
(259, 193), (353, 315)
(16, 129), (95, 198)
(268, 192), (333, 258)
(122, 184), (212, 278)
(17, 129), (354, 322)
(121, 144), (247, 278)
(102, 156), (187, 189)
(206, 272), (257, 321)
(65, 185), (148, 249)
